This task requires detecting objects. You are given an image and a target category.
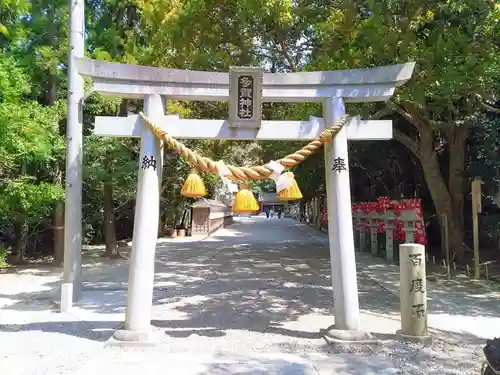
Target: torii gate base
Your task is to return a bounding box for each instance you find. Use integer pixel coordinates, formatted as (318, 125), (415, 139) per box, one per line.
(62, 0), (415, 345)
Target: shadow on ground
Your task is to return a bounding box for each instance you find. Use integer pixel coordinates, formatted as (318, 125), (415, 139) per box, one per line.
(0, 217), (494, 374)
(298, 222), (500, 320)
(360, 257), (500, 319)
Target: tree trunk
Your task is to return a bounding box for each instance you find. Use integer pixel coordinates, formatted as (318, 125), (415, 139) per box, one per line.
(447, 125), (471, 231)
(158, 215), (165, 237)
(14, 222), (29, 264)
(312, 198), (319, 228)
(389, 103), (470, 262)
(419, 128), (466, 261)
(53, 165), (64, 264)
(45, 72), (57, 105)
(103, 182), (119, 258)
(45, 68), (65, 265)
(53, 201), (65, 265)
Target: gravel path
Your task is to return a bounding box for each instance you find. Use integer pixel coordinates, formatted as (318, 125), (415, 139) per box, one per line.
(0, 216), (491, 374)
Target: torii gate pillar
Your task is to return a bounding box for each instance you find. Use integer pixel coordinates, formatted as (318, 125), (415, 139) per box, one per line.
(60, 0), (84, 310)
(114, 94), (164, 340)
(324, 97), (360, 332)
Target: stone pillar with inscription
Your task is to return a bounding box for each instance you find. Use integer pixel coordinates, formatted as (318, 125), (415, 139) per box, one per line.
(398, 243), (429, 340)
(113, 94), (164, 342)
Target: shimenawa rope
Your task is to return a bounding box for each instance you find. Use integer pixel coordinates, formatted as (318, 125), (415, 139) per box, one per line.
(138, 112), (350, 181)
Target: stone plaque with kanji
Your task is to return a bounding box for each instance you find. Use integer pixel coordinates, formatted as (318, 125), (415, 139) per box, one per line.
(229, 66), (263, 128)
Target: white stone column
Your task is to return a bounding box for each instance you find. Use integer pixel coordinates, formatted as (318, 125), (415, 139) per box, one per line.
(114, 94), (163, 341)
(359, 223), (366, 252)
(404, 221), (415, 243)
(61, 0), (84, 311)
(323, 97), (360, 331)
(370, 219), (378, 256)
(155, 135), (164, 187)
(385, 223), (394, 262)
(353, 215), (360, 251)
(157, 97), (166, 185)
(398, 243), (429, 339)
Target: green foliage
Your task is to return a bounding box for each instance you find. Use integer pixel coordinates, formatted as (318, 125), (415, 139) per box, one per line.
(0, 0), (498, 259)
(0, 49), (65, 256)
(310, 1), (499, 117)
(467, 115), (500, 200)
(82, 135), (138, 239)
(0, 247), (10, 268)
(294, 152), (326, 200)
(0, 101), (64, 171)
(0, 181), (64, 225)
(0, 54), (30, 102)
(0, 53), (65, 174)
(0, 0), (30, 45)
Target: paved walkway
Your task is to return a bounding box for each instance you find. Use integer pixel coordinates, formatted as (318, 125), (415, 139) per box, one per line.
(0, 216), (497, 374)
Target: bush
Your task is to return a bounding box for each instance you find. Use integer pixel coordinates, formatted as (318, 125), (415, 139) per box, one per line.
(0, 247), (10, 268)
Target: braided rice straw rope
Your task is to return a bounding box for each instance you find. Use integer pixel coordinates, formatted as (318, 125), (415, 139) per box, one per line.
(139, 112), (350, 181)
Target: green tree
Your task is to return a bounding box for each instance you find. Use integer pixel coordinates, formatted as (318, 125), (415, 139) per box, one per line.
(0, 53), (65, 262)
(84, 135), (137, 257)
(3, 0), (498, 265)
(309, 0), (500, 260)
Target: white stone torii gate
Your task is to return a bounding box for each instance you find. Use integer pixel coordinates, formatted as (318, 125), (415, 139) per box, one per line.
(63, 0), (415, 342)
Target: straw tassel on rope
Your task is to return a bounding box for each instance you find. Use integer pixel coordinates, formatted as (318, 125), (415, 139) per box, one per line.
(181, 169), (207, 198)
(277, 172), (303, 201)
(232, 185), (260, 214)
